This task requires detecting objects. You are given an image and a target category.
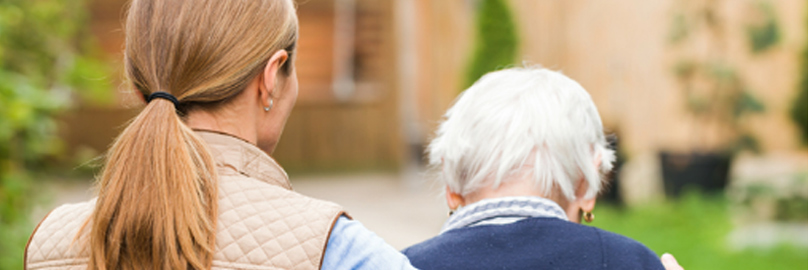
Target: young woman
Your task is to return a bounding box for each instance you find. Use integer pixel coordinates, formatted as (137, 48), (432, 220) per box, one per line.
(25, 1), (413, 269)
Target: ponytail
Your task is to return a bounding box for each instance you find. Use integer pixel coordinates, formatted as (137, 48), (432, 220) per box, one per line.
(88, 97), (217, 270)
(83, 0), (299, 268)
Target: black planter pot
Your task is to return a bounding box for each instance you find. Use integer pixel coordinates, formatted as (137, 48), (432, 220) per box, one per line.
(659, 152), (731, 198)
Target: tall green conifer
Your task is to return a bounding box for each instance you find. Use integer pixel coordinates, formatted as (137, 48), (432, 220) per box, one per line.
(464, 0), (519, 90)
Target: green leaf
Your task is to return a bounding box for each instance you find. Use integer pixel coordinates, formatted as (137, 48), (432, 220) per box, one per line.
(669, 13), (690, 44)
(673, 60), (697, 80)
(747, 2), (781, 53)
(734, 90), (766, 117)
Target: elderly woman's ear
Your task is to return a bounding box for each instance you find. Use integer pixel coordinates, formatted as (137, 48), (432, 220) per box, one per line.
(443, 157), (465, 213)
(565, 155), (602, 223)
(568, 180), (597, 223)
(445, 186), (464, 213)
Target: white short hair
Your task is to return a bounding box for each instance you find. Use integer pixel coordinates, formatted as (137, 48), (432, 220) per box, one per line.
(428, 67), (615, 201)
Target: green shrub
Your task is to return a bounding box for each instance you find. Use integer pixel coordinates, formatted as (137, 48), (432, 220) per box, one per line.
(793, 84), (808, 145)
(0, 0), (110, 268)
(464, 0), (519, 89)
(793, 4), (808, 146)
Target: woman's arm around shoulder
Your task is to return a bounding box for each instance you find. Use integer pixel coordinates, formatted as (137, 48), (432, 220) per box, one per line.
(321, 216), (417, 270)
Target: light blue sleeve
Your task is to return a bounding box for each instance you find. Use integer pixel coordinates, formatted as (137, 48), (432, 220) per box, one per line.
(321, 216), (417, 270)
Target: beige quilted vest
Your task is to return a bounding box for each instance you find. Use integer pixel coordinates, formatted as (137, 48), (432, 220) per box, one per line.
(25, 131), (345, 270)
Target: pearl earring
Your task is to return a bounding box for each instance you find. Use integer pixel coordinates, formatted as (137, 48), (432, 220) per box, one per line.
(264, 99), (274, 112)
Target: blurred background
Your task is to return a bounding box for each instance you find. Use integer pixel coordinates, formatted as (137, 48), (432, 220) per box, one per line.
(1, 0), (807, 269)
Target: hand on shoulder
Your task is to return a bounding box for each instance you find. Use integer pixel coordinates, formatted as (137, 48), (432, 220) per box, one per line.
(661, 253), (684, 270)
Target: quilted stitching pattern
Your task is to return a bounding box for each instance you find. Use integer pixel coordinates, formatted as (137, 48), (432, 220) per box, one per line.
(27, 201), (93, 269)
(213, 174), (341, 269)
(26, 131), (343, 270)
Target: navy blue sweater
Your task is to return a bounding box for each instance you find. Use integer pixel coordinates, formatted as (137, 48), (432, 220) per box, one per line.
(403, 217), (665, 270)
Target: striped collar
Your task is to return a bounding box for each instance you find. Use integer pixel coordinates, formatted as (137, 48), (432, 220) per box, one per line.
(441, 196), (568, 234)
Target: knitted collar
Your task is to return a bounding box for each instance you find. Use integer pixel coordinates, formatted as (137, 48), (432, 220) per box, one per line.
(441, 196), (569, 234)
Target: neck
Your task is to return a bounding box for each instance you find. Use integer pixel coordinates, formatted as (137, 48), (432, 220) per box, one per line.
(465, 181), (568, 209)
(185, 107), (258, 145)
(463, 170), (571, 206)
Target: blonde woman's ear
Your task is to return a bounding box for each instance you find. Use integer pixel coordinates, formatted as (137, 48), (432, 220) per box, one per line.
(260, 50), (290, 99)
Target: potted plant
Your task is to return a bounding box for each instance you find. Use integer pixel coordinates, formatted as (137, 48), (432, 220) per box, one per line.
(663, 0), (776, 197)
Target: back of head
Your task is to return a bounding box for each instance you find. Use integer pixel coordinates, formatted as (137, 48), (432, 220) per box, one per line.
(428, 67), (615, 201)
(88, 1), (298, 269)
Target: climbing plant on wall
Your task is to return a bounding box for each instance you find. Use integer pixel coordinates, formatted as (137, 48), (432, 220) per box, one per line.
(669, 0), (772, 154)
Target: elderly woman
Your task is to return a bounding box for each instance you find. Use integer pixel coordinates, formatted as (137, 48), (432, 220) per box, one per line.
(25, 1), (414, 269)
(403, 67), (671, 269)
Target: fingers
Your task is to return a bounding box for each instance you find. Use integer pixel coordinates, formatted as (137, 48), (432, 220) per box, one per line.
(661, 253), (684, 270)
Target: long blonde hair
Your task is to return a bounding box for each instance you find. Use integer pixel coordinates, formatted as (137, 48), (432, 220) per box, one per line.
(87, 1), (298, 269)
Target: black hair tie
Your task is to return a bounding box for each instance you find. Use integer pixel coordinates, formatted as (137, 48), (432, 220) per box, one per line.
(146, 92), (180, 108)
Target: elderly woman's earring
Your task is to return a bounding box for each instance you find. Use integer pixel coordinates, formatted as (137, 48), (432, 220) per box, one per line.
(583, 211), (595, 223)
(448, 207), (459, 217)
(264, 99), (274, 112)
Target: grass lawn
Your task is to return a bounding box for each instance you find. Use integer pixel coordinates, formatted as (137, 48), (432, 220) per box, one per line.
(593, 194), (808, 270)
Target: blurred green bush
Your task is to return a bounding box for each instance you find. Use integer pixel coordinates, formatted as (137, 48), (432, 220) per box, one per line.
(0, 0), (110, 268)
(463, 0), (518, 89)
(793, 3), (808, 146)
